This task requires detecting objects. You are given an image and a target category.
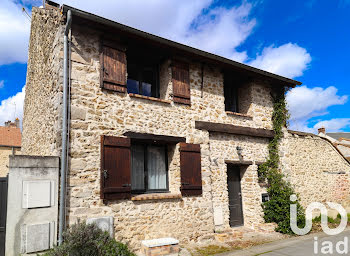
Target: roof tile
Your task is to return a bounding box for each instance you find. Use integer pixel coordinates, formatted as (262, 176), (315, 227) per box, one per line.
(0, 126), (21, 147)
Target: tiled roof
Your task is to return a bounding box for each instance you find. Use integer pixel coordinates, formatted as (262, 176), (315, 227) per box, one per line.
(326, 133), (350, 140)
(0, 126), (21, 147)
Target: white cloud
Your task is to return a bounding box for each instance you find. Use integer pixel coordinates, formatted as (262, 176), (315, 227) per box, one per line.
(287, 86), (347, 120)
(0, 86), (25, 126)
(248, 43), (311, 78)
(286, 86), (348, 132)
(0, 80), (4, 89)
(313, 118), (350, 132)
(178, 4), (256, 60)
(0, 0), (31, 65)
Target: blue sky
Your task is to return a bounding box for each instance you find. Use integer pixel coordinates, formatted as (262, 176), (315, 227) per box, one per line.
(0, 0), (349, 132)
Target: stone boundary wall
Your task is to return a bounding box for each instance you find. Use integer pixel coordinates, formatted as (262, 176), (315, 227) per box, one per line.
(280, 130), (350, 210)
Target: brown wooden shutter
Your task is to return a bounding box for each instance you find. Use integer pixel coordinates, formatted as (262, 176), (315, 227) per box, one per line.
(179, 143), (202, 196)
(100, 45), (127, 92)
(101, 136), (131, 200)
(172, 60), (190, 105)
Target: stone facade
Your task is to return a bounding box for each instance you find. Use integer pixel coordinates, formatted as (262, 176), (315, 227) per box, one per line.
(22, 7), (350, 252)
(22, 8), (63, 157)
(61, 24), (275, 248)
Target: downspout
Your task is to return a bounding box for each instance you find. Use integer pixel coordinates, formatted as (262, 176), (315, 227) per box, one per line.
(58, 9), (72, 245)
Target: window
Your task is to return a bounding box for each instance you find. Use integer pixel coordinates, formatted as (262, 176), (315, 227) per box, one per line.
(224, 74), (239, 113)
(131, 144), (168, 193)
(127, 61), (159, 98)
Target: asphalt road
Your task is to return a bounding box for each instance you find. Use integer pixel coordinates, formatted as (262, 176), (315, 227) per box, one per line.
(219, 229), (350, 256)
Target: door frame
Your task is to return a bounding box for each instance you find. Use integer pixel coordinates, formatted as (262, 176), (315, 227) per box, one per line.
(227, 164), (244, 227)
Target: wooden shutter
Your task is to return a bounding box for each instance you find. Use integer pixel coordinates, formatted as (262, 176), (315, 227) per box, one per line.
(179, 143), (202, 196)
(100, 45), (127, 92)
(101, 136), (131, 200)
(172, 60), (190, 105)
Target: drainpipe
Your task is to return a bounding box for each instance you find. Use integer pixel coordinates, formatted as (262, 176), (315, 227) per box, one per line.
(58, 9), (72, 245)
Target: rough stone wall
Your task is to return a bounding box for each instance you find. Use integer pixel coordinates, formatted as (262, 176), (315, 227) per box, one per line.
(22, 7), (63, 156)
(280, 131), (350, 210)
(63, 25), (275, 249)
(0, 147), (20, 177)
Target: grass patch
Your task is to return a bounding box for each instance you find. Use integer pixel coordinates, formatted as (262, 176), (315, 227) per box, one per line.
(311, 213), (350, 233)
(190, 245), (231, 256)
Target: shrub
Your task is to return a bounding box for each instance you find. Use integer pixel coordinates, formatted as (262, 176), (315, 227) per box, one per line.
(42, 221), (135, 256)
(258, 88), (306, 234)
(312, 215), (337, 224)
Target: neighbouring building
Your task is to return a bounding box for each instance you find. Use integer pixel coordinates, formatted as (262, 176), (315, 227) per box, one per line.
(0, 119), (21, 177)
(20, 2), (350, 252)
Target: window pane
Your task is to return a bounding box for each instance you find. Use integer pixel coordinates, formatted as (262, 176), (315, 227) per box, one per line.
(142, 68), (155, 97)
(127, 79), (139, 94)
(147, 146), (167, 190)
(141, 82), (152, 96)
(231, 87), (238, 112)
(131, 145), (144, 190)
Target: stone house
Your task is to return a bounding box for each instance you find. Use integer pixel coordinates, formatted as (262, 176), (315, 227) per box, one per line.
(21, 2), (350, 251)
(0, 119), (21, 177)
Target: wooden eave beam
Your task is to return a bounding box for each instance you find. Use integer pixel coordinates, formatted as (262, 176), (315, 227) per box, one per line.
(195, 121), (274, 138)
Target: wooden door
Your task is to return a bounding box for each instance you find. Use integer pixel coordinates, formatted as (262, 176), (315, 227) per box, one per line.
(227, 165), (243, 227)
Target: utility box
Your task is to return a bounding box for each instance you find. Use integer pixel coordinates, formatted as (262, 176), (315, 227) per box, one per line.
(22, 180), (55, 208)
(21, 222), (55, 253)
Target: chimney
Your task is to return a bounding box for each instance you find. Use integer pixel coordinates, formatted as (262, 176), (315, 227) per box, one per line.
(15, 118), (20, 128)
(4, 119), (20, 128)
(318, 127), (326, 134)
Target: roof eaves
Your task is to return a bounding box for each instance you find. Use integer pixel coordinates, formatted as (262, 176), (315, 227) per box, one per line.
(62, 4), (302, 87)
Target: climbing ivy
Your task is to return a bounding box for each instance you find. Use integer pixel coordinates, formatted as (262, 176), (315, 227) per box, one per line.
(258, 87), (305, 234)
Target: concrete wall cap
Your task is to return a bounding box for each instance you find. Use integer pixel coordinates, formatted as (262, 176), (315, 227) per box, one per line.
(141, 237), (179, 248)
(9, 155), (59, 168)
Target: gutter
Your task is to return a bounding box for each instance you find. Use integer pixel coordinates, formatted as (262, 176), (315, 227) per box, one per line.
(58, 9), (72, 245)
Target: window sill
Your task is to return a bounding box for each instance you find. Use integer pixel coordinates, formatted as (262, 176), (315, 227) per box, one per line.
(129, 93), (171, 104)
(131, 193), (182, 201)
(226, 111), (252, 118)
